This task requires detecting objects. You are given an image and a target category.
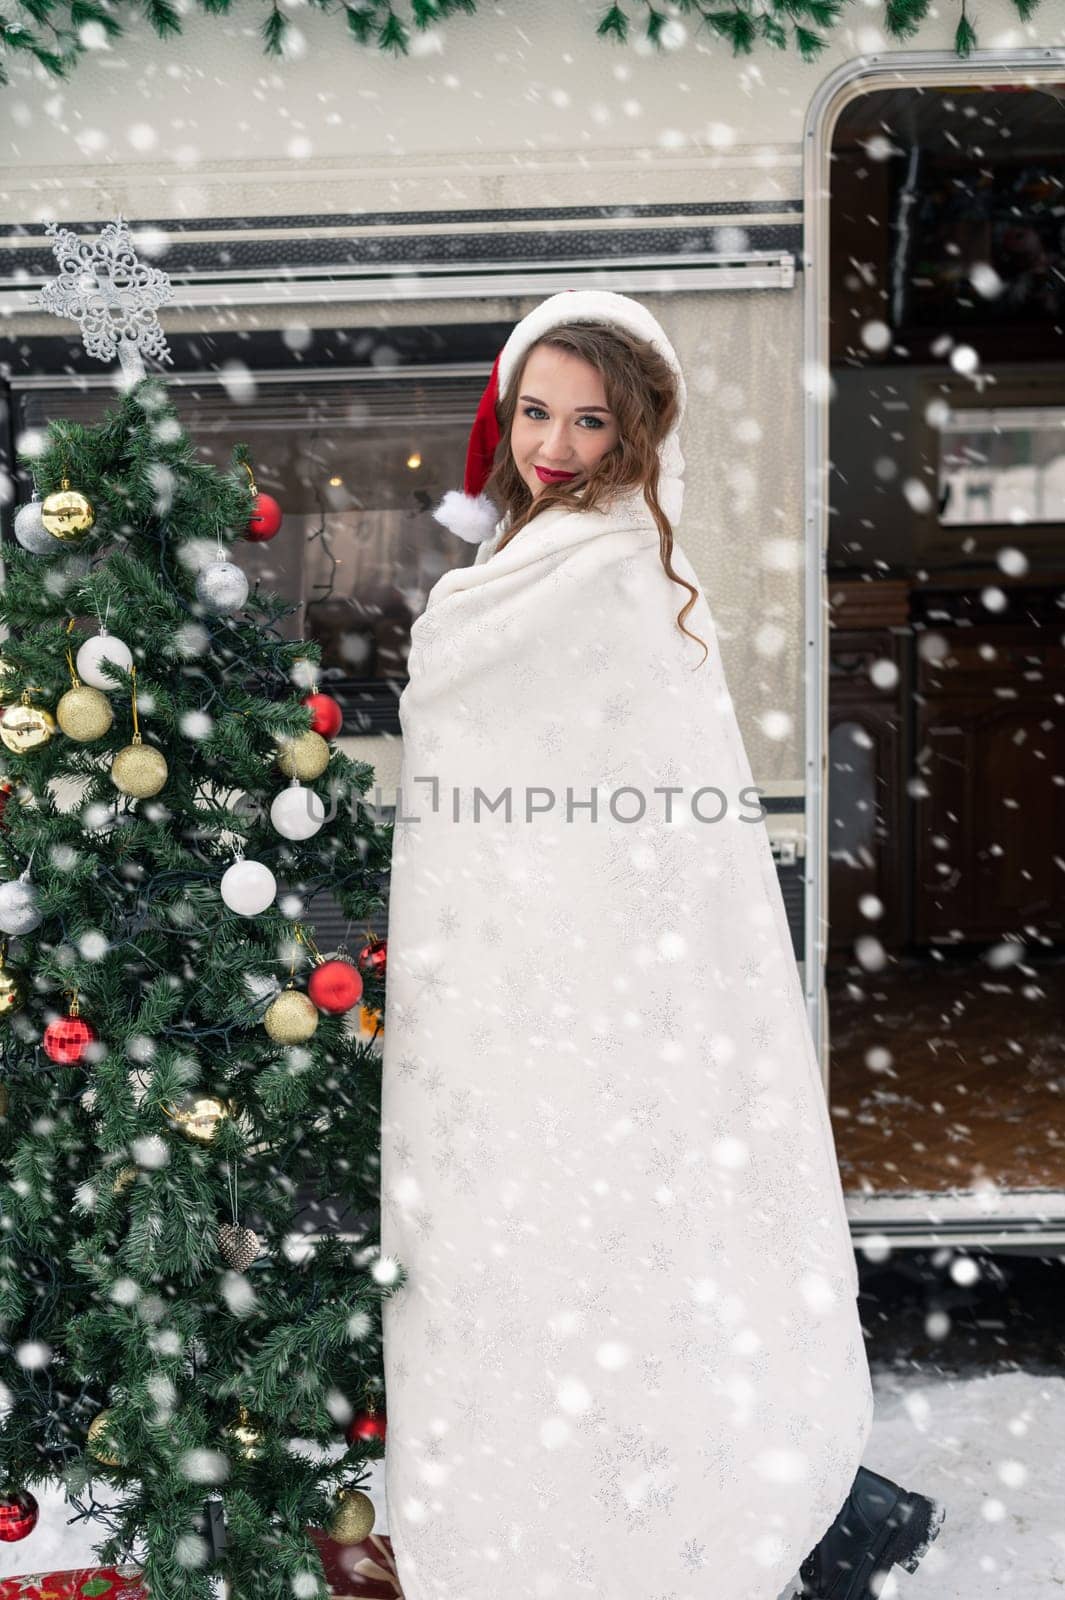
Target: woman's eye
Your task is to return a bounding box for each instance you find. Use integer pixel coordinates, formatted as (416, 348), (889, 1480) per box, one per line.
(522, 406), (604, 429)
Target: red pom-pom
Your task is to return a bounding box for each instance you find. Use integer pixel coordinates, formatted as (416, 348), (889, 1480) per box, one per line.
(43, 1013), (97, 1065)
(356, 936), (387, 979)
(246, 492), (283, 542)
(0, 1489), (39, 1542)
(346, 1410), (387, 1446)
(308, 959), (363, 1016)
(302, 692), (343, 739)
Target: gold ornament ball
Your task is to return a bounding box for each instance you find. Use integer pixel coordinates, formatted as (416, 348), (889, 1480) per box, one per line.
(41, 485), (94, 541)
(111, 740), (168, 798)
(0, 967), (23, 1016)
(57, 685), (114, 743)
(329, 1488), (376, 1547)
(223, 1410), (262, 1461)
(263, 988), (319, 1044)
(277, 730), (331, 781)
(0, 701), (57, 754)
(164, 1093), (230, 1143)
(88, 1409), (122, 1468)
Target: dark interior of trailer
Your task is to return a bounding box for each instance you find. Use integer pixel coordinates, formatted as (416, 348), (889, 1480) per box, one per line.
(825, 83), (1065, 1198)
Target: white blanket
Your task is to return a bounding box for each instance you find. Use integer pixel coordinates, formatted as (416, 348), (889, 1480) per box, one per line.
(380, 493), (874, 1600)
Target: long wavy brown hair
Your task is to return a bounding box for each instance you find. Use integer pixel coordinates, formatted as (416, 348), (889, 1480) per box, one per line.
(481, 323), (708, 669)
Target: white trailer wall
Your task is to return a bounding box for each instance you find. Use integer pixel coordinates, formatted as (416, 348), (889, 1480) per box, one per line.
(1, 0), (1060, 796)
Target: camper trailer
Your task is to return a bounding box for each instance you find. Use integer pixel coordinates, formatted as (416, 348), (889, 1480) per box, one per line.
(2, 7), (1063, 1255)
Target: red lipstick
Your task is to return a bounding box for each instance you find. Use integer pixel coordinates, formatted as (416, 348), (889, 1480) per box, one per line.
(535, 466), (578, 483)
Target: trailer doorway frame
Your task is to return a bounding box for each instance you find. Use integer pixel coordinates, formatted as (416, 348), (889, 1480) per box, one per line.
(801, 46), (1065, 1249)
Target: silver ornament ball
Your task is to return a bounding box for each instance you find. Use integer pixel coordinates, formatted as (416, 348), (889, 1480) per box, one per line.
(196, 558), (249, 614)
(14, 498), (59, 555)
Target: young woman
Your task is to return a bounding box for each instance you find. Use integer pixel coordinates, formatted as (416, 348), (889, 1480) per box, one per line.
(379, 290), (944, 1600)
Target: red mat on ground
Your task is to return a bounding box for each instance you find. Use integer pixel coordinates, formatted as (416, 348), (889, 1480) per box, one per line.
(0, 1535), (402, 1599)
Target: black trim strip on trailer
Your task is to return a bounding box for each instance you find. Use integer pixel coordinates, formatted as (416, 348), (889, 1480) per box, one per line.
(0, 199), (804, 240)
(0, 224), (804, 281)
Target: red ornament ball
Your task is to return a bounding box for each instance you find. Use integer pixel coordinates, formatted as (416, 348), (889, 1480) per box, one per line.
(0, 779), (14, 830)
(302, 692), (343, 739)
(43, 1013), (98, 1065)
(246, 492), (283, 542)
(308, 958), (363, 1016)
(0, 1489), (39, 1543)
(357, 936), (387, 980)
(346, 1410), (387, 1446)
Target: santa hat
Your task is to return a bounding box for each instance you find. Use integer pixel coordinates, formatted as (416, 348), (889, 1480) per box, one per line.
(432, 289), (687, 544)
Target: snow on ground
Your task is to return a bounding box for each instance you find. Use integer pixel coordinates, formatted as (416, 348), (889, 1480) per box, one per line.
(4, 1368), (1064, 1594)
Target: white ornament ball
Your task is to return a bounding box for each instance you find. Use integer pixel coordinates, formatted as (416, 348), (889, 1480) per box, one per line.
(270, 781), (326, 841)
(220, 858), (277, 917)
(76, 631), (134, 690)
(14, 499), (58, 555)
(196, 558), (249, 614)
(0, 876), (42, 935)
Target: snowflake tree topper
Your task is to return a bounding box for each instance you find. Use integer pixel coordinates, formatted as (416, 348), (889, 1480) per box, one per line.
(33, 215), (174, 386)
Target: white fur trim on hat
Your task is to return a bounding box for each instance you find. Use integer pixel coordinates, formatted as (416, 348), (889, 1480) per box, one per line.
(496, 289), (688, 424)
(432, 488), (500, 544)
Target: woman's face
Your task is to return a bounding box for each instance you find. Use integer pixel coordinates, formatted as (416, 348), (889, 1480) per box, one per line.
(509, 343), (620, 499)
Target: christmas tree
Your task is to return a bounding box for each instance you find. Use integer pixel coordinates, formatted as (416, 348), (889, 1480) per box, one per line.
(0, 220), (405, 1599)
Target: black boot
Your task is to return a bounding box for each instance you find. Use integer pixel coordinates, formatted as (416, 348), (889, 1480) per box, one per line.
(798, 1465), (946, 1600)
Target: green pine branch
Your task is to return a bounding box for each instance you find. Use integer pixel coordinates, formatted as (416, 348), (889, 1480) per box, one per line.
(0, 0), (1039, 84)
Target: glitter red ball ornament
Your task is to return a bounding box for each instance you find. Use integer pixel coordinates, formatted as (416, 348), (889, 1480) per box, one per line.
(345, 1409), (387, 1447)
(0, 1489), (39, 1542)
(43, 1007), (97, 1065)
(307, 958), (363, 1016)
(356, 935), (387, 980)
(245, 492), (283, 542)
(302, 692), (343, 740)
